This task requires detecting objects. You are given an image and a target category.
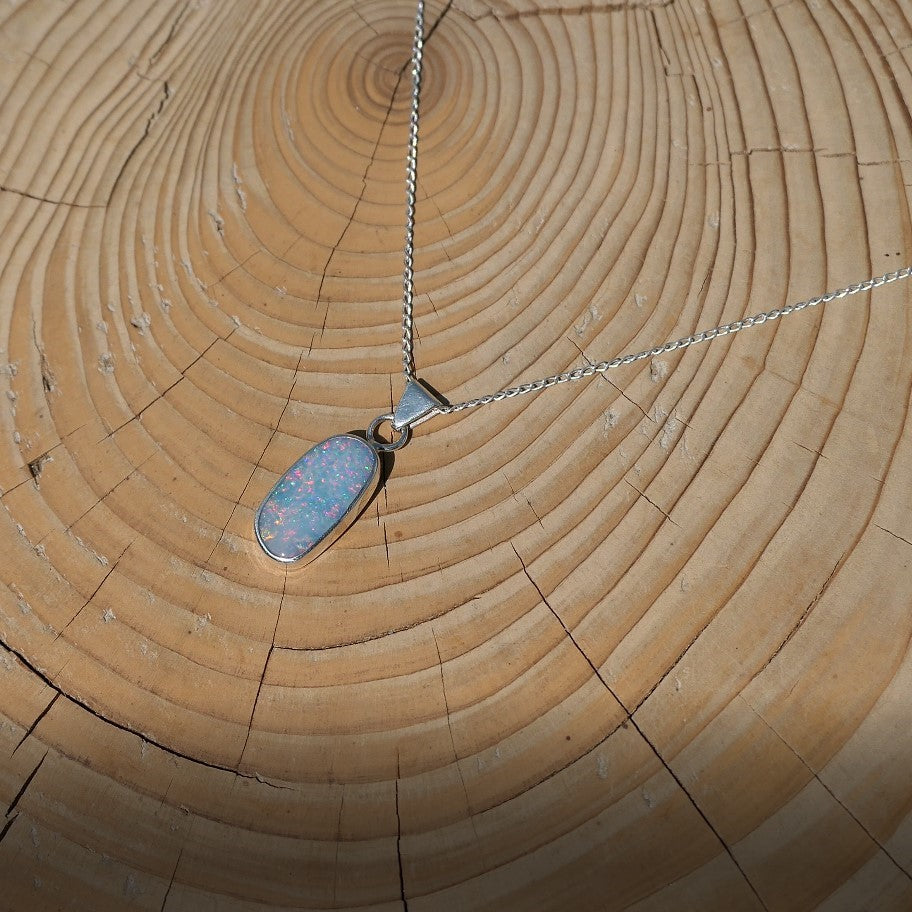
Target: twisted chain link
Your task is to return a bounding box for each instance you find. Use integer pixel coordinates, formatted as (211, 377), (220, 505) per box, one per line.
(399, 2), (911, 417)
(400, 0), (425, 379)
(435, 267), (912, 413)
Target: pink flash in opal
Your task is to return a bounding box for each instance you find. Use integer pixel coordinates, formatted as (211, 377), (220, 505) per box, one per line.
(255, 435), (380, 564)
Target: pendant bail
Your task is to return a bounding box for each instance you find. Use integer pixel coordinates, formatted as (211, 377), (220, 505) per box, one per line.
(392, 378), (445, 431)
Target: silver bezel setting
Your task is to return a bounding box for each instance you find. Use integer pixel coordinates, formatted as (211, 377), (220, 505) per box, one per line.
(254, 434), (381, 567)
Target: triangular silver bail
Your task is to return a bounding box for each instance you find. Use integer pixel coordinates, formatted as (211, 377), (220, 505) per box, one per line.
(392, 378), (444, 430)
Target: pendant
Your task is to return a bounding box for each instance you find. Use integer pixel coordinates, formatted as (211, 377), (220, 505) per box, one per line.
(254, 379), (443, 566)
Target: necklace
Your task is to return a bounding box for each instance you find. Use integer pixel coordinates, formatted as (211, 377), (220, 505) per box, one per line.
(254, 1), (912, 567)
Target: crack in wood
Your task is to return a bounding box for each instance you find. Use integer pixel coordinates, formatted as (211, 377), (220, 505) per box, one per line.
(109, 80), (172, 203)
(102, 330), (233, 441)
(566, 337), (655, 422)
(874, 523), (912, 550)
(649, 8), (673, 75)
(512, 542), (616, 690)
(159, 845), (183, 912)
(313, 73), (406, 336)
(52, 539), (135, 645)
(382, 521), (392, 570)
(634, 553), (846, 717)
(331, 789), (345, 906)
(350, 3), (380, 36)
(10, 693), (59, 757)
(624, 479), (680, 527)
(740, 696), (912, 886)
(238, 572), (286, 767)
(313, 0), (454, 340)
(761, 554), (844, 671)
(511, 543), (769, 909)
(205, 342), (303, 566)
(395, 753), (408, 911)
(5, 751), (48, 819)
(792, 439), (827, 460)
(0, 184), (105, 209)
(149, 2), (191, 69)
(629, 717), (772, 909)
(32, 319), (56, 393)
(0, 639), (290, 789)
(32, 450), (157, 554)
(502, 470), (545, 530)
(432, 629), (485, 854)
(0, 812), (18, 846)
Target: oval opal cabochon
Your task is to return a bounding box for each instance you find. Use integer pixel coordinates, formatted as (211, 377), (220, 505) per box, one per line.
(255, 435), (380, 564)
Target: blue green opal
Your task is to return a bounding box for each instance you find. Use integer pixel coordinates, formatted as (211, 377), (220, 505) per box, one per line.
(255, 435), (379, 563)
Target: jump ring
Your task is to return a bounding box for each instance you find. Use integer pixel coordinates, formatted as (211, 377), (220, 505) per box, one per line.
(367, 414), (410, 452)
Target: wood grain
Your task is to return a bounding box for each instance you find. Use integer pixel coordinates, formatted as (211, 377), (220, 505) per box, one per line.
(1, 0), (912, 908)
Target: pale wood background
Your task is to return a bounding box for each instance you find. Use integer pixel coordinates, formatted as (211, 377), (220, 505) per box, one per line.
(1, 0), (912, 909)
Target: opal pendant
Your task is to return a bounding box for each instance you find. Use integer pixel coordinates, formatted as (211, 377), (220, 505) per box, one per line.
(254, 379), (444, 567)
(255, 435), (380, 565)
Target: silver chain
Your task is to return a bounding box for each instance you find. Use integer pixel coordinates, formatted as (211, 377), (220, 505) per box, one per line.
(400, 0), (425, 380)
(399, 1), (911, 416)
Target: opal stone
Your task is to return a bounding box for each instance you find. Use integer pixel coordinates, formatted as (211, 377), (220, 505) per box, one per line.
(255, 435), (380, 564)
